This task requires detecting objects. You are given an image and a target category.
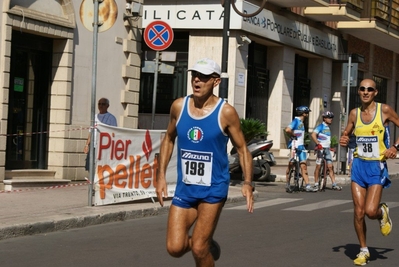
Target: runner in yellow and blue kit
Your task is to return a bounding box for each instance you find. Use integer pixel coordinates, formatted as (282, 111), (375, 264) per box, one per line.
(340, 78), (399, 266)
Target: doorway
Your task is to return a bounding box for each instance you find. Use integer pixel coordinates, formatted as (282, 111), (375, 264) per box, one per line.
(293, 55), (311, 130)
(246, 42), (269, 125)
(6, 31), (52, 170)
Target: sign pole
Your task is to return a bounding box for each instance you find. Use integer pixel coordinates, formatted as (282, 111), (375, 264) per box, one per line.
(337, 55), (352, 174)
(88, 0), (100, 206)
(143, 21), (174, 129)
(151, 51), (160, 129)
(219, 0), (231, 101)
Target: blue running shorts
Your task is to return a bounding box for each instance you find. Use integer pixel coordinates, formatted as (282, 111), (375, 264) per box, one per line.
(351, 158), (391, 188)
(172, 194), (227, 209)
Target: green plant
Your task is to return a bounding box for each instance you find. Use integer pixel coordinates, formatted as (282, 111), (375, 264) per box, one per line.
(239, 118), (268, 143)
(331, 135), (338, 148)
(304, 132), (311, 147)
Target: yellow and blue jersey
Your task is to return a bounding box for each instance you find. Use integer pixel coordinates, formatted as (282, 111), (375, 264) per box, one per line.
(353, 102), (390, 161)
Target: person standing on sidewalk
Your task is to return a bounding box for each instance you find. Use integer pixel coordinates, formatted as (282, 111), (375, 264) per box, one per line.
(340, 78), (399, 266)
(285, 106), (317, 192)
(83, 97), (117, 171)
(311, 111), (342, 191)
(156, 58), (254, 267)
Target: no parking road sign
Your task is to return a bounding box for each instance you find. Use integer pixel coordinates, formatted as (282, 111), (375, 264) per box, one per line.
(144, 21), (174, 51)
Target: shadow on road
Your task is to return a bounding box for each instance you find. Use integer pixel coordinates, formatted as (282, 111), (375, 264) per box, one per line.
(332, 243), (394, 263)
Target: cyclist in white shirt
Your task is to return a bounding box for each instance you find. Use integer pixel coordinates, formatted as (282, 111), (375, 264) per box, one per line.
(285, 106), (317, 192)
(311, 111), (341, 191)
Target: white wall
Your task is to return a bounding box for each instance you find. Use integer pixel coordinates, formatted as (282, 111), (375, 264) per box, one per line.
(267, 46), (295, 152)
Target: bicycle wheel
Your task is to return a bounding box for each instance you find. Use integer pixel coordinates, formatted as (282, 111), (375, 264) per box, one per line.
(286, 163), (297, 193)
(319, 163), (326, 192)
(292, 163), (301, 192)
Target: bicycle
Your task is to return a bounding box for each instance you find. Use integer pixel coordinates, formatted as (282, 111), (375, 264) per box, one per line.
(315, 148), (328, 192)
(286, 140), (304, 193)
(314, 147), (342, 191)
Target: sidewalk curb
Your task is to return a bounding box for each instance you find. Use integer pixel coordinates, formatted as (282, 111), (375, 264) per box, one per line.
(0, 206), (171, 240)
(0, 188), (252, 241)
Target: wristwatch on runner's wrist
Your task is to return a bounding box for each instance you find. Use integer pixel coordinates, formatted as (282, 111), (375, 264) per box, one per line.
(243, 181), (255, 191)
(393, 143), (399, 151)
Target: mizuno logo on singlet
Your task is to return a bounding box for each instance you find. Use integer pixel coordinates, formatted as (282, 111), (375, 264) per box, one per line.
(181, 150), (212, 162)
(357, 136), (377, 142)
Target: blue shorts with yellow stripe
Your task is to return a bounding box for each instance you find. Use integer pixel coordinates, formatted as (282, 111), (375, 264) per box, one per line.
(351, 158), (391, 189)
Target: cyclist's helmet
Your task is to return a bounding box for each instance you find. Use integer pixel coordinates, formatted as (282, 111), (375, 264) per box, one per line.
(295, 106), (311, 115)
(322, 111), (334, 118)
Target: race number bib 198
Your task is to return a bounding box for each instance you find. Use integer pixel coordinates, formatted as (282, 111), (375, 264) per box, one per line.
(180, 149), (213, 186)
(356, 136), (380, 159)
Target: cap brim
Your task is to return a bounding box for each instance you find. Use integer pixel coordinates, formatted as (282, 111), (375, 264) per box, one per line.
(187, 67), (214, 75)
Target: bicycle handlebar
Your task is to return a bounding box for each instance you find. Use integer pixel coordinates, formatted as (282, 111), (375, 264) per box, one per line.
(314, 147), (336, 158)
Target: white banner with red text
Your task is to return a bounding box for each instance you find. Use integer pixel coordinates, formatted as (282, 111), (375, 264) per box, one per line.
(93, 123), (177, 206)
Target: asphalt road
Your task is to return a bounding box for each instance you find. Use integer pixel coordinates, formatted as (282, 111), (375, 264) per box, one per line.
(1, 181), (399, 267)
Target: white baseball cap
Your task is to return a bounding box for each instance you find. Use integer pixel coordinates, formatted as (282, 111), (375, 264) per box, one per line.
(188, 58), (221, 76)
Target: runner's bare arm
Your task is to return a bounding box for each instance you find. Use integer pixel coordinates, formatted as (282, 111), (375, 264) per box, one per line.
(382, 104), (399, 159)
(340, 109), (356, 147)
(222, 104), (254, 213)
(155, 98), (181, 206)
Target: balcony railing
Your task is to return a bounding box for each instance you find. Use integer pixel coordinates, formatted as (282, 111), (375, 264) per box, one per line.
(371, 0), (399, 28)
(335, 0), (364, 10)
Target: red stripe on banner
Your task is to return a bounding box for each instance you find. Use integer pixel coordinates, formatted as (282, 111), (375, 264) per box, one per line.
(0, 181), (90, 194)
(0, 127), (92, 137)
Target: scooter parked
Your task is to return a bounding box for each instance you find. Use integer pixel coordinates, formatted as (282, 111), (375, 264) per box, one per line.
(229, 137), (276, 181)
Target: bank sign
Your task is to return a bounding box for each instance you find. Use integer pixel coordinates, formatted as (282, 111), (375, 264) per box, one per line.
(143, 1), (339, 59)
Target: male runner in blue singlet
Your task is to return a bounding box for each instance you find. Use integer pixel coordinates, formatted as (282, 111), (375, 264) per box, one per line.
(156, 58), (254, 267)
(340, 78), (399, 265)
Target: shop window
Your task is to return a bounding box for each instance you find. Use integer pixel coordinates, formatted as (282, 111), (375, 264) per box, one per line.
(373, 75), (388, 102)
(139, 60), (188, 114)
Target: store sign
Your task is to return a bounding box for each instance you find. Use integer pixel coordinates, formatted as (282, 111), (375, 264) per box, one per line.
(241, 2), (339, 59)
(143, 4), (238, 29)
(143, 1), (340, 59)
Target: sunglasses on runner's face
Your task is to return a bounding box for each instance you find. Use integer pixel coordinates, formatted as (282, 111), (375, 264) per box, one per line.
(191, 71), (219, 80)
(359, 86), (375, 92)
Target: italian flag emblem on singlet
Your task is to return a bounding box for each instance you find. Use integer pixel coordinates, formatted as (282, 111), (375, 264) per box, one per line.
(190, 129), (202, 141)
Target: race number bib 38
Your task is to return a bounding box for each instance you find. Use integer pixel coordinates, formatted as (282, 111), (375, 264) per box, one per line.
(180, 149), (213, 186)
(356, 136), (379, 159)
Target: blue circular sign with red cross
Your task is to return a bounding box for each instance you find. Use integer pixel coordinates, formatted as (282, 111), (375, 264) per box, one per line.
(144, 21), (174, 51)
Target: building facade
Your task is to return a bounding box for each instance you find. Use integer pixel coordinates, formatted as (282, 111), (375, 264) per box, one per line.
(0, 0), (143, 189)
(140, 0), (399, 160)
(0, 0), (398, 189)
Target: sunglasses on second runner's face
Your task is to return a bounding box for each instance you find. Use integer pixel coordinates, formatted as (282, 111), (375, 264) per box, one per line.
(359, 86), (376, 92)
(191, 71), (220, 80)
